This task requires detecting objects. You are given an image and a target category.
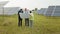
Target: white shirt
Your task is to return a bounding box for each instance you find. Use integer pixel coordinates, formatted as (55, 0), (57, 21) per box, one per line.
(19, 10), (30, 18)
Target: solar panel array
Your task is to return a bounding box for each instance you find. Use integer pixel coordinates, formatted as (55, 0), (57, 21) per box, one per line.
(44, 6), (55, 16)
(0, 7), (3, 15)
(0, 1), (8, 7)
(0, 1), (9, 15)
(37, 8), (47, 15)
(0, 7), (20, 15)
(52, 6), (60, 16)
(38, 6), (60, 16)
(4, 7), (20, 15)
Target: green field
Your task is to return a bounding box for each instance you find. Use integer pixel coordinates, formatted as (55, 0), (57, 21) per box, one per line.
(0, 13), (60, 34)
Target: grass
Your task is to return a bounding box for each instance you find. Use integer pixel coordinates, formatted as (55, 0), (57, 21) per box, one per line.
(0, 13), (60, 34)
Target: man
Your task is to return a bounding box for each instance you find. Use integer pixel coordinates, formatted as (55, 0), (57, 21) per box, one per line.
(24, 8), (29, 26)
(18, 9), (23, 26)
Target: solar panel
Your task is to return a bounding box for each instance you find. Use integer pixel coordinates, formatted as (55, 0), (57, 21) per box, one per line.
(0, 7), (3, 15)
(37, 10), (40, 14)
(45, 6), (55, 16)
(52, 6), (60, 16)
(37, 8), (47, 15)
(7, 7), (19, 15)
(4, 7), (20, 15)
(0, 1), (8, 7)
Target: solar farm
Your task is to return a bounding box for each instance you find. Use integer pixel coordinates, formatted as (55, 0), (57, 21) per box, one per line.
(0, 1), (60, 34)
(37, 6), (60, 17)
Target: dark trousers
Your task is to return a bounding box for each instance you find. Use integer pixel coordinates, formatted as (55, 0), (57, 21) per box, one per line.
(25, 18), (29, 26)
(18, 16), (22, 26)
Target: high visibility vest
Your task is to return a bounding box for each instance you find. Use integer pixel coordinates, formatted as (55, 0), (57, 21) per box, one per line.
(29, 13), (34, 20)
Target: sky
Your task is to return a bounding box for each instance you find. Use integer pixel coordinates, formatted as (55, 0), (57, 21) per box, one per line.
(0, 0), (60, 10)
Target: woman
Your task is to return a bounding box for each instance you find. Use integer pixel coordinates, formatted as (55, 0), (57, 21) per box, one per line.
(29, 11), (34, 27)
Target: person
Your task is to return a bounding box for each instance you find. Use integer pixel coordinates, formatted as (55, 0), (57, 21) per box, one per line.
(18, 9), (23, 27)
(29, 11), (34, 27)
(24, 8), (29, 26)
